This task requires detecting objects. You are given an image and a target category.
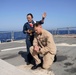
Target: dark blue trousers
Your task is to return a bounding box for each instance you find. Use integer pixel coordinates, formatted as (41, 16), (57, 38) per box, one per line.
(26, 34), (34, 63)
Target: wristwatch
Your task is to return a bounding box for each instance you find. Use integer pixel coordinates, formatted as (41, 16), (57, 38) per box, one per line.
(42, 17), (45, 20)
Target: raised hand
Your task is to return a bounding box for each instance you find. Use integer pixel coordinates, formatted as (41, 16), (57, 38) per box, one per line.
(42, 12), (47, 18)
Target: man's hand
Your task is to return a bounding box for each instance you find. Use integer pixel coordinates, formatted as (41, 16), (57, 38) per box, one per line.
(33, 45), (39, 52)
(25, 30), (30, 33)
(27, 30), (30, 33)
(42, 12), (46, 18)
(25, 30), (32, 33)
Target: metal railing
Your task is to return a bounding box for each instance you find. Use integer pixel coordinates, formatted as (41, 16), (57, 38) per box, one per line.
(50, 27), (76, 35)
(0, 27), (76, 43)
(0, 31), (26, 43)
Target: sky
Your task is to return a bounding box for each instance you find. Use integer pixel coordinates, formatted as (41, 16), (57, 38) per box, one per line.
(0, 0), (76, 31)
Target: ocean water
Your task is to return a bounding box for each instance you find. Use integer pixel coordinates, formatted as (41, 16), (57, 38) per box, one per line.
(0, 30), (76, 42)
(0, 31), (26, 42)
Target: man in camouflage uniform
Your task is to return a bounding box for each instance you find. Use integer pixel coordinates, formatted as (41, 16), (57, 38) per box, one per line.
(30, 22), (56, 70)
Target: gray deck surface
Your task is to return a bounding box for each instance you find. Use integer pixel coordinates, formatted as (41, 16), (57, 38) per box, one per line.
(0, 59), (34, 75)
(0, 37), (76, 75)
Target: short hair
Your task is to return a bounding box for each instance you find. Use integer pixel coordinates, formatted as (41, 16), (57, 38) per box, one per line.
(27, 13), (33, 18)
(33, 21), (42, 28)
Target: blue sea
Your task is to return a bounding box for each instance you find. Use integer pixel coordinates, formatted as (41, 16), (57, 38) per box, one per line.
(0, 29), (76, 42)
(0, 31), (26, 42)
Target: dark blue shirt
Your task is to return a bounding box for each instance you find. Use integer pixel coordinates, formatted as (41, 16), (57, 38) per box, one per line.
(23, 20), (44, 35)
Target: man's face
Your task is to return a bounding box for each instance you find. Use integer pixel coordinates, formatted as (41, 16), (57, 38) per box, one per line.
(34, 25), (42, 34)
(27, 15), (33, 22)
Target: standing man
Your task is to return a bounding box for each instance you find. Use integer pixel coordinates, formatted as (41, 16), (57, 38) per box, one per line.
(23, 13), (46, 65)
(30, 22), (56, 70)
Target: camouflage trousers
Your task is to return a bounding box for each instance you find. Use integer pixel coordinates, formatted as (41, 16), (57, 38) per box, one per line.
(30, 46), (55, 69)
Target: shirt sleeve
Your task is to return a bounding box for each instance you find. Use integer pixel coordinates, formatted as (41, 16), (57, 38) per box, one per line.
(36, 20), (44, 24)
(33, 34), (38, 46)
(23, 23), (27, 34)
(40, 34), (56, 55)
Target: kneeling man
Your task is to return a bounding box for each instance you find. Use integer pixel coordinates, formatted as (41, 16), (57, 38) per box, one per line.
(30, 22), (56, 70)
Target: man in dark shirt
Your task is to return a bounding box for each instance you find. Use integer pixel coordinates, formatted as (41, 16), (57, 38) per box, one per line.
(23, 12), (46, 65)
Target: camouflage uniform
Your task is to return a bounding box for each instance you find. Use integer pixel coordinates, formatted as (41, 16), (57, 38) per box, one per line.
(30, 29), (56, 69)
